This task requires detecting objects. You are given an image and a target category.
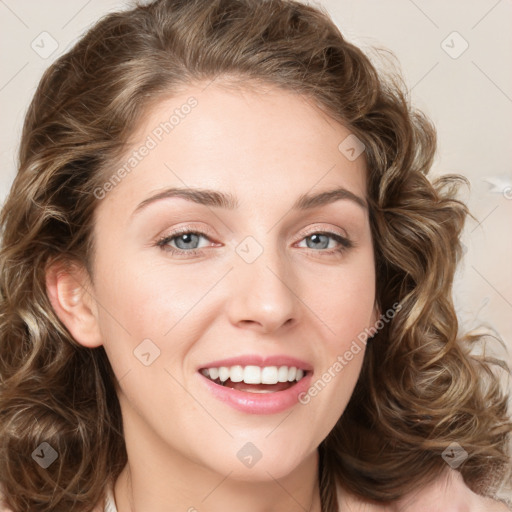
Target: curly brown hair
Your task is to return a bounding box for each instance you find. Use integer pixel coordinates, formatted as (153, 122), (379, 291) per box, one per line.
(1, 0), (511, 510)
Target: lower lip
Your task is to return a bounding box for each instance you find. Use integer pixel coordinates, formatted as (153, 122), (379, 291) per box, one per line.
(198, 372), (313, 415)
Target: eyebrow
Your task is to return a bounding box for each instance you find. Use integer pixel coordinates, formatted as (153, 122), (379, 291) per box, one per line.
(132, 185), (367, 216)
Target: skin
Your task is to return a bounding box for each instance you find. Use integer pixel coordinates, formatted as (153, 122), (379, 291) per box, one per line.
(337, 467), (511, 511)
(45, 82), (510, 512)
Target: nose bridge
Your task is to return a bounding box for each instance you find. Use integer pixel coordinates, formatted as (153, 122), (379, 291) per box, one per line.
(227, 232), (299, 332)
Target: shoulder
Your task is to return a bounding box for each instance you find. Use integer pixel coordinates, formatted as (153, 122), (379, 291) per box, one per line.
(394, 468), (511, 512)
(336, 468), (512, 512)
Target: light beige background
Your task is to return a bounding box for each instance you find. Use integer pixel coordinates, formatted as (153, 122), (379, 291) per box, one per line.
(0, 0), (511, 499)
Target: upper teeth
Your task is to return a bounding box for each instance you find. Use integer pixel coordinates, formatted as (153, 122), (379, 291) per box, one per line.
(201, 365), (305, 385)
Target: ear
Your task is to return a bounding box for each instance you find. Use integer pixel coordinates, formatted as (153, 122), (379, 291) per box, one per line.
(45, 260), (103, 348)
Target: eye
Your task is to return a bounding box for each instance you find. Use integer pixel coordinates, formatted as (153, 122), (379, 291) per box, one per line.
(155, 228), (354, 257)
(296, 231), (353, 255)
(156, 228), (214, 255)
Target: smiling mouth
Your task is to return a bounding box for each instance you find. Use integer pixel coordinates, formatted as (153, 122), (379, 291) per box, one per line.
(200, 365), (308, 394)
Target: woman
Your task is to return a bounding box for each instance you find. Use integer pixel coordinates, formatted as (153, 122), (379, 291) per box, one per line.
(0, 0), (510, 510)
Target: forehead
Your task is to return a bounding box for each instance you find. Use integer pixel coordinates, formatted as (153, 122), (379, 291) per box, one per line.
(95, 81), (368, 219)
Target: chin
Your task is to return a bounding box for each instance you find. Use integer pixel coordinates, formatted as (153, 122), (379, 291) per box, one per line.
(208, 438), (315, 482)
(226, 460), (305, 482)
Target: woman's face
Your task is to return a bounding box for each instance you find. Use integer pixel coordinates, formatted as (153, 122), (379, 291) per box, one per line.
(89, 81), (377, 480)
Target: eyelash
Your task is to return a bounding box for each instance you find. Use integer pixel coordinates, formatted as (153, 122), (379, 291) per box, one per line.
(155, 226), (354, 257)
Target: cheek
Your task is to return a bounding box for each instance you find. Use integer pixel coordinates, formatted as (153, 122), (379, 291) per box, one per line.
(94, 255), (198, 336)
(91, 256), (171, 375)
(304, 255), (377, 347)
(94, 242), (377, 363)
(299, 253), (375, 418)
(92, 252), (223, 391)
(93, 259), (207, 431)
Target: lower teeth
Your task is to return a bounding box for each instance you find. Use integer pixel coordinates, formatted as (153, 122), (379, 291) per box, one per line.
(213, 377), (299, 392)
(240, 389), (275, 394)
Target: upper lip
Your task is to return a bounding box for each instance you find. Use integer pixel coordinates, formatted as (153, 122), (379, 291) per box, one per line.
(198, 355), (313, 372)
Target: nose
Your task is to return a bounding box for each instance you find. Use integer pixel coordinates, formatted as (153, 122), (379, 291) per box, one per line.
(226, 240), (300, 334)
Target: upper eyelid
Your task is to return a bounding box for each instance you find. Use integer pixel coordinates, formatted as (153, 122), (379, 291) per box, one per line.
(298, 225), (348, 239)
(159, 224), (348, 238)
